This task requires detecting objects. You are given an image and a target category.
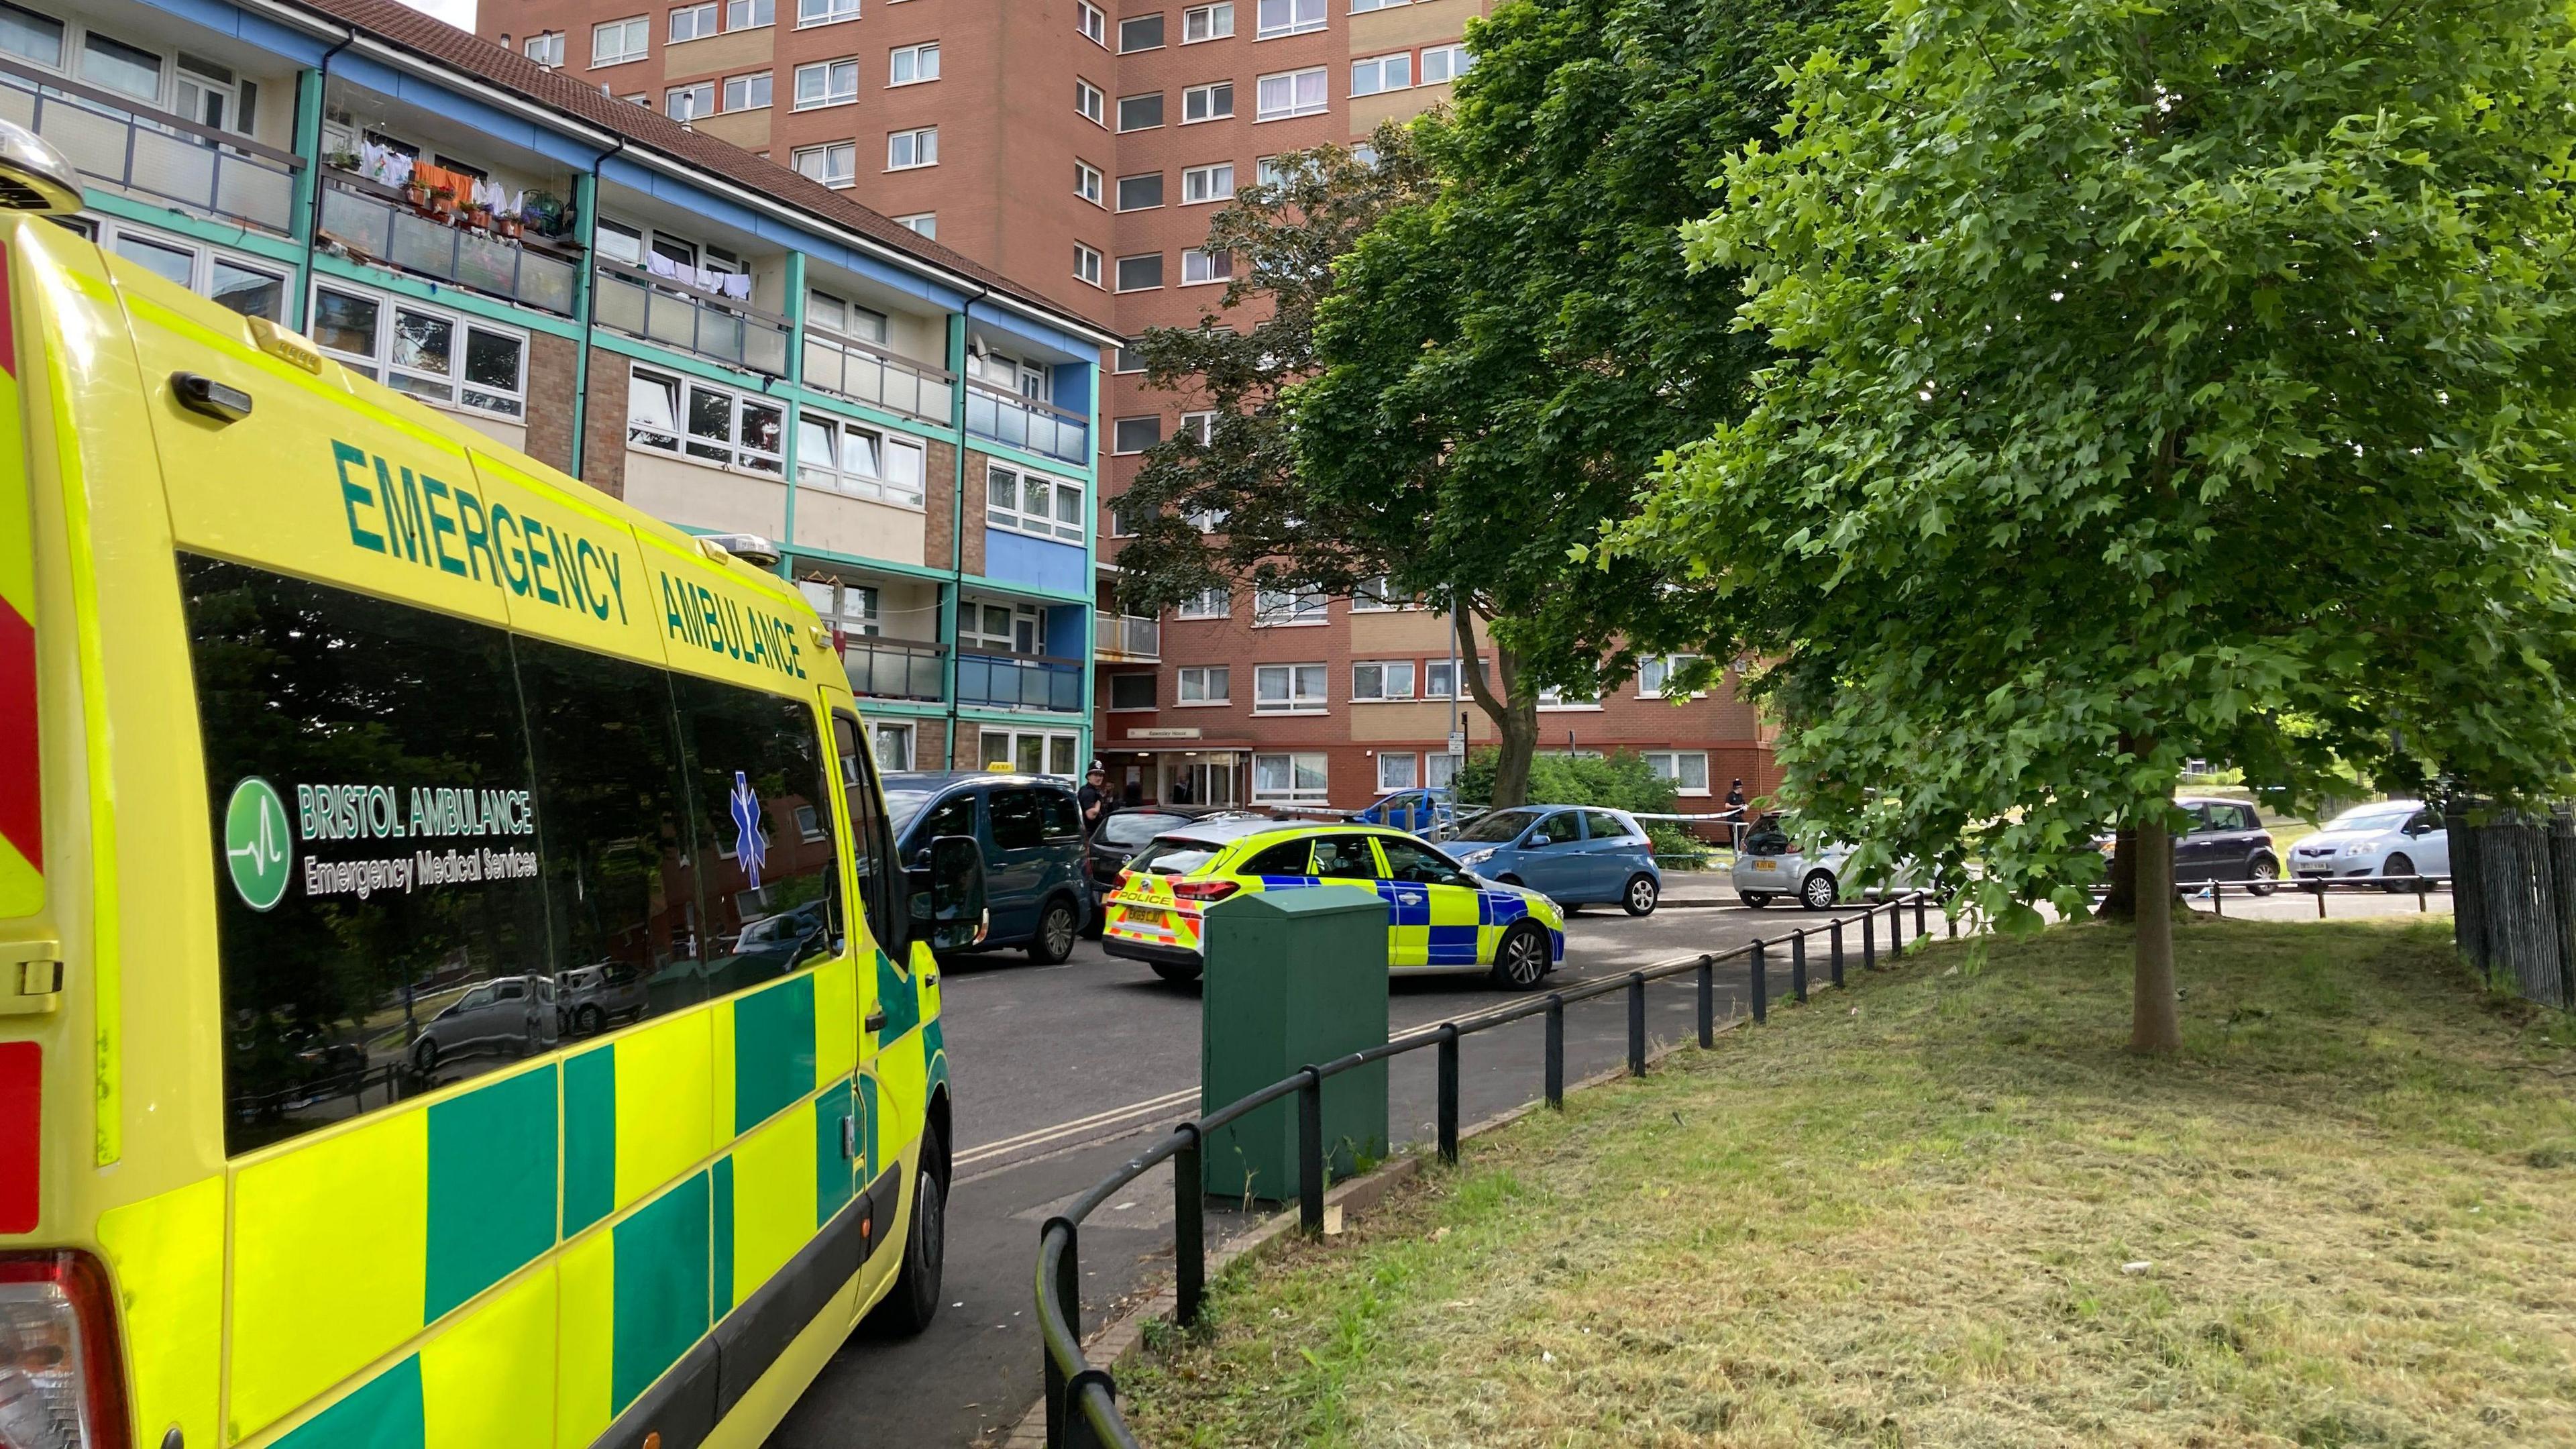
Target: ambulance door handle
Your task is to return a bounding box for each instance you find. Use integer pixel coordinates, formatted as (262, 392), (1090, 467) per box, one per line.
(171, 371), (253, 423)
(865, 1007), (887, 1032)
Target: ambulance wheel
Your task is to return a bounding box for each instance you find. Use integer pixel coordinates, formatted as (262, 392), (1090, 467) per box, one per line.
(1489, 922), (1551, 990)
(1151, 961), (1203, 986)
(874, 1122), (947, 1336)
(1028, 897), (1079, 964)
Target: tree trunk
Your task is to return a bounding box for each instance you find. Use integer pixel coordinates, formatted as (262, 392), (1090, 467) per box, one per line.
(2130, 816), (2181, 1055)
(1452, 606), (1540, 807)
(2098, 828), (2138, 920)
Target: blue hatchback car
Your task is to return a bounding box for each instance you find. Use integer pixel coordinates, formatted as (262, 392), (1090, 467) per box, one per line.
(1442, 805), (1662, 914)
(881, 771), (1091, 963)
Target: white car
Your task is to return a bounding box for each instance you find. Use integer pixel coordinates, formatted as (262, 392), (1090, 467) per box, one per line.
(2288, 800), (2448, 888)
(1732, 819), (1925, 910)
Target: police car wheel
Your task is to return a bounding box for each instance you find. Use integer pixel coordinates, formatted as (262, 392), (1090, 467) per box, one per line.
(1151, 961), (1203, 986)
(1623, 875), (1659, 917)
(1489, 923), (1550, 990)
(1800, 872), (1837, 910)
(1029, 898), (1079, 964)
(1739, 894), (1773, 910)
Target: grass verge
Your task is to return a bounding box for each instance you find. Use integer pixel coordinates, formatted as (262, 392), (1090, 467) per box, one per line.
(1118, 918), (2576, 1447)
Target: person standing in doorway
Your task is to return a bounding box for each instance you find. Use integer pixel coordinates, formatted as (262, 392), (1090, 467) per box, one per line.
(1170, 775), (1193, 806)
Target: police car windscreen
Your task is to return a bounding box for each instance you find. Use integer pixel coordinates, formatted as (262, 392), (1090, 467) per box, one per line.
(1127, 835), (1222, 875)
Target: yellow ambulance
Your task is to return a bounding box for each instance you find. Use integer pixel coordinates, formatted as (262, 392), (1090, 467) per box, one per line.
(0, 123), (985, 1449)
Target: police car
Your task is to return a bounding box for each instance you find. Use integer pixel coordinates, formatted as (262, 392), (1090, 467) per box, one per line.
(1101, 820), (1566, 987)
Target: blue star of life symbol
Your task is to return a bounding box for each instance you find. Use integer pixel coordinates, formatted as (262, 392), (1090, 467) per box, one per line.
(731, 771), (767, 889)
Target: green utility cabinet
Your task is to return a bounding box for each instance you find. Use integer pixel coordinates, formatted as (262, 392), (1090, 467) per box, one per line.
(1199, 886), (1391, 1201)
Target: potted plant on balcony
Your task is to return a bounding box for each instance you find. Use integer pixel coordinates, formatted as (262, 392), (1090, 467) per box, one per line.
(522, 189), (569, 239)
(495, 202), (523, 240)
(402, 176), (431, 211)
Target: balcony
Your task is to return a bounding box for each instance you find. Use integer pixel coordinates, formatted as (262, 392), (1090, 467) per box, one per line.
(956, 649), (1083, 713)
(965, 380), (1090, 466)
(594, 258), (791, 376)
(318, 173), (580, 316)
(803, 325), (953, 425)
(842, 636), (947, 704)
(0, 56), (299, 233)
(1095, 611), (1159, 662)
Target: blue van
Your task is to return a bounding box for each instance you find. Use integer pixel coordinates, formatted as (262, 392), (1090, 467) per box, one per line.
(882, 771), (1092, 961)
(1444, 805), (1663, 914)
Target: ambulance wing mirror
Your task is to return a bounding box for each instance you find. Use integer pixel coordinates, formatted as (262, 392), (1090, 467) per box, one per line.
(0, 122), (82, 215)
(908, 834), (987, 953)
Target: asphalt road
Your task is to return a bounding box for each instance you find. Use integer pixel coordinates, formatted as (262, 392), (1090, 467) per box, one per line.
(767, 878), (2451, 1447)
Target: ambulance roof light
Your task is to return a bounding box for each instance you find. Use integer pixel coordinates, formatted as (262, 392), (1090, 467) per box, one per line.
(0, 121), (82, 215)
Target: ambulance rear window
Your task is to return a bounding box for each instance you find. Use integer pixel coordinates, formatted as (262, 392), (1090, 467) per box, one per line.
(1127, 836), (1220, 875)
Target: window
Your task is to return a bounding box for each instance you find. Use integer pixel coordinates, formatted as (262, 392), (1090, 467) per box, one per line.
(871, 721), (914, 771)
(1350, 575), (1400, 611)
(1117, 172), (1165, 211)
(798, 415), (926, 504)
(1256, 156), (1289, 187)
(798, 578), (880, 635)
(522, 30), (565, 64)
(1256, 67), (1327, 120)
(793, 142), (857, 186)
(1118, 91), (1165, 131)
(1350, 52), (1409, 96)
(592, 15), (649, 64)
(728, 0), (773, 25)
(1425, 659), (1457, 699)
(986, 463), (1085, 542)
(665, 81), (713, 119)
(798, 0), (860, 24)
(1377, 753), (1417, 792)
(1075, 244), (1104, 287)
(0, 3), (56, 68)
(808, 290), (890, 344)
(1426, 751), (1460, 789)
(961, 599), (1040, 654)
(1536, 685), (1599, 709)
(794, 58), (859, 107)
(1181, 248), (1230, 285)
(1177, 665), (1230, 702)
(1112, 415), (1163, 453)
(1182, 80), (1234, 122)
(1350, 660), (1414, 700)
(981, 729), (1081, 777)
(1421, 42), (1472, 83)
(1350, 142), (1379, 168)
(1178, 411), (1216, 444)
(1177, 586), (1229, 619)
(628, 366), (784, 472)
(1252, 665), (1329, 711)
(896, 212), (936, 237)
(1118, 13), (1165, 50)
(1077, 1), (1106, 44)
(1115, 253), (1165, 292)
(1350, 0), (1408, 9)
(1077, 79), (1106, 124)
(1256, 0), (1324, 36)
(1637, 653), (1705, 698)
(888, 126), (938, 168)
(890, 41), (939, 84)
(1181, 162), (1235, 203)
(106, 227), (284, 321)
(1253, 586), (1326, 625)
(1114, 347), (1147, 374)
(311, 286), (526, 417)
(1076, 160), (1104, 203)
(1642, 751), (1711, 795)
(670, 2), (718, 41)
(1109, 674), (1157, 710)
(724, 70), (772, 109)
(1184, 3), (1233, 40)
(1253, 753), (1329, 804)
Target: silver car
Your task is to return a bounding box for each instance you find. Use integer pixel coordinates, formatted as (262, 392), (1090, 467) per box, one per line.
(1732, 819), (1924, 910)
(2288, 800), (2448, 888)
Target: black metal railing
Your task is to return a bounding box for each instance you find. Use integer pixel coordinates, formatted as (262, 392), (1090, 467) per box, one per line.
(957, 649), (1083, 713)
(2094, 873), (2455, 918)
(1034, 890), (1943, 1447)
(0, 54), (301, 232)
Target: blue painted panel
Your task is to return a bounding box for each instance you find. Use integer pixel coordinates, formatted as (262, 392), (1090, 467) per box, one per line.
(333, 54), (602, 170)
(135, 0), (331, 64)
(969, 309), (1098, 365)
(983, 531), (1087, 595)
(1049, 362), (1093, 421)
(1042, 604), (1085, 659)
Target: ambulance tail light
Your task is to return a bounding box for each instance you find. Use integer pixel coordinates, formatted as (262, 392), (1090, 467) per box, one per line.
(1170, 879), (1239, 904)
(0, 1251), (128, 1449)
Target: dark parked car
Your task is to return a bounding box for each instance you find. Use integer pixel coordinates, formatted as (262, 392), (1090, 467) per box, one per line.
(883, 771), (1091, 962)
(2174, 796), (2280, 892)
(1081, 806), (1256, 933)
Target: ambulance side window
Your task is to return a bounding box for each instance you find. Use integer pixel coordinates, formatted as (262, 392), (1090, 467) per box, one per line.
(833, 712), (901, 955)
(670, 676), (841, 997)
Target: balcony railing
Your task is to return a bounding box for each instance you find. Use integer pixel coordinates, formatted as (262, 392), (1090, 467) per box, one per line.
(594, 257), (791, 376)
(956, 649), (1083, 713)
(0, 56), (299, 233)
(318, 172), (580, 316)
(1095, 611), (1159, 662)
(965, 380), (1090, 466)
(841, 636), (947, 704)
(803, 326), (953, 425)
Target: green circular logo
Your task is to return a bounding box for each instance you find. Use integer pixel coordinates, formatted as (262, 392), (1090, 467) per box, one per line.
(224, 777), (292, 912)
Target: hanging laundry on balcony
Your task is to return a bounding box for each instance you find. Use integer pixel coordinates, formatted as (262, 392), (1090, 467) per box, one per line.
(720, 274), (752, 301)
(646, 252), (682, 280)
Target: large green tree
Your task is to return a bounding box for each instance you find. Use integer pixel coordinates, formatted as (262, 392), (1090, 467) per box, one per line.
(1611, 0), (2576, 1049)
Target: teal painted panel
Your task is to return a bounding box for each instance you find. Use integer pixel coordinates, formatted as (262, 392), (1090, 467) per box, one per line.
(425, 1065), (558, 1321)
(732, 972), (817, 1134)
(812, 1084), (853, 1225)
(610, 1173), (711, 1413)
(270, 1355), (425, 1449)
(562, 1046), (616, 1235)
(711, 1156), (735, 1318)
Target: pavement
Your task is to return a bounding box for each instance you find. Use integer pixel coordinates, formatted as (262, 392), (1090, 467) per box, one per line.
(765, 873), (2451, 1448)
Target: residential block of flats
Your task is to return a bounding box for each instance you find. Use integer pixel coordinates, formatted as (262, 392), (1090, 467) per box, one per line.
(474, 0), (1776, 809)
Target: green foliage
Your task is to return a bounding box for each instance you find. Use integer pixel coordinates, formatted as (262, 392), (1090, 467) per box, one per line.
(1455, 747), (1681, 815)
(1610, 0), (2576, 927)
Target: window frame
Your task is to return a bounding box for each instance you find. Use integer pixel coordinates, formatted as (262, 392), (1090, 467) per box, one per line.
(106, 223), (287, 323)
(1377, 752), (1417, 793)
(522, 30), (566, 64)
(1176, 665), (1231, 704)
(1644, 750), (1712, 796)
(1075, 159), (1104, 204)
(1116, 89), (1166, 131)
(1117, 11), (1165, 52)
(792, 140), (857, 187)
(1350, 659), (1415, 702)
(798, 412), (927, 506)
(664, 80), (714, 120)
(308, 282), (529, 421)
(1114, 252), (1165, 292)
(1183, 2), (1234, 41)
(1180, 247), (1230, 285)
(1116, 170), (1165, 211)
(792, 56), (859, 108)
(669, 2), (719, 42)
(1076, 78), (1106, 125)
(1255, 66), (1328, 121)
(886, 125), (938, 170)
(1252, 663), (1329, 714)
(1177, 586), (1229, 620)
(727, 0), (775, 27)
(888, 40), (939, 85)
(1107, 672), (1158, 712)
(796, 0), (861, 27)
(722, 69), (773, 109)
(1077, 0), (1106, 44)
(985, 461), (1087, 543)
(1181, 80), (1234, 123)
(1421, 42), (1472, 84)
(1111, 415), (1163, 454)
(895, 212), (937, 237)
(627, 364), (786, 474)
(592, 15), (651, 65)
(1074, 243), (1104, 287)
(1349, 51), (1410, 97)
(1254, 0), (1325, 40)
(1252, 585), (1327, 627)
(1252, 751), (1330, 805)
(1181, 162), (1235, 203)
(1636, 653), (1707, 699)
